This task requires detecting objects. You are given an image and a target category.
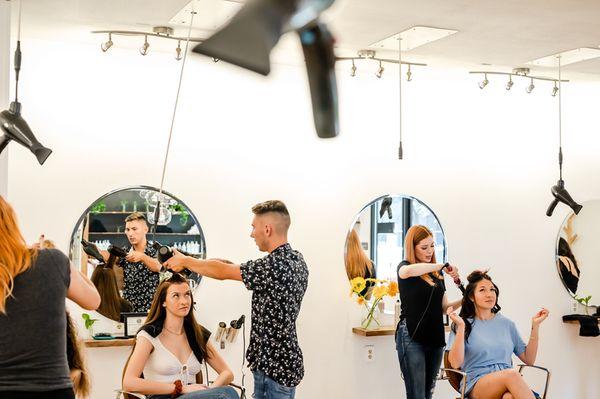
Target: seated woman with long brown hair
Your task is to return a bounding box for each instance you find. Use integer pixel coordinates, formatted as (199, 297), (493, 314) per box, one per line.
(123, 273), (238, 399)
(345, 228), (375, 297)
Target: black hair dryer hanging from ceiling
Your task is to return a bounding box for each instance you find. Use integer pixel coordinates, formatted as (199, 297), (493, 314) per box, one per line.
(191, 0), (339, 139)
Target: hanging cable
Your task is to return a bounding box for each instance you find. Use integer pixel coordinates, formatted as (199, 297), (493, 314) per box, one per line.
(14, 0), (23, 103)
(558, 55), (562, 181)
(151, 10), (196, 240)
(398, 36), (403, 160)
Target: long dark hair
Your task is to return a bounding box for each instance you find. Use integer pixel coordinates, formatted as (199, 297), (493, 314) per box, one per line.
(141, 273), (209, 361)
(66, 312), (91, 398)
(91, 266), (125, 322)
(452, 271), (501, 341)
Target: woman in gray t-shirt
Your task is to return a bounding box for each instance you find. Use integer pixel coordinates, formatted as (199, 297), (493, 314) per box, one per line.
(0, 196), (101, 399)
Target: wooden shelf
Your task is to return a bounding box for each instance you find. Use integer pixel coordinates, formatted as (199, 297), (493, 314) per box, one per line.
(352, 325), (451, 337)
(563, 316), (600, 325)
(84, 338), (135, 348)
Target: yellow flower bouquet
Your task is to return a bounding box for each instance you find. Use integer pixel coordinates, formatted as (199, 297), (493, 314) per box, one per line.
(350, 277), (399, 329)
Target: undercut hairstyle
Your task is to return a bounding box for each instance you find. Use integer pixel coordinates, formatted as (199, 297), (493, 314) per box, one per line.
(252, 200), (291, 233)
(125, 212), (147, 225)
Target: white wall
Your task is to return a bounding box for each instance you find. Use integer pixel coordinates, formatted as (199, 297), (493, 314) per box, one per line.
(0, 1), (9, 198)
(6, 37), (600, 399)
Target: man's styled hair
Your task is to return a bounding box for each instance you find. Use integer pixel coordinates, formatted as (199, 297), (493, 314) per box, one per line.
(125, 212), (147, 225)
(252, 200), (291, 233)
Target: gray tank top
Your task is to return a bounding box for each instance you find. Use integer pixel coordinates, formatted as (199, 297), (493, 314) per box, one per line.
(0, 249), (73, 392)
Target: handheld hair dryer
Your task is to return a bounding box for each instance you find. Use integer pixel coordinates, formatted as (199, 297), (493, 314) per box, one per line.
(0, 35), (51, 164)
(546, 179), (583, 217)
(192, 0), (339, 139)
(153, 242), (194, 276)
(379, 197), (393, 220)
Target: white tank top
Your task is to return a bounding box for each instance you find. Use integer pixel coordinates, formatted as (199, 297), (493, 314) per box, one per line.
(137, 330), (202, 385)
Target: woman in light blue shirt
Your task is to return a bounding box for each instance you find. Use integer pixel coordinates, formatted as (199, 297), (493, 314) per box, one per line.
(446, 271), (549, 399)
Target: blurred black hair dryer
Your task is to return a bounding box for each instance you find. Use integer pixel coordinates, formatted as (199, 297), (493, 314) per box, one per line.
(546, 179), (583, 217)
(192, 0), (339, 139)
(80, 239), (127, 269)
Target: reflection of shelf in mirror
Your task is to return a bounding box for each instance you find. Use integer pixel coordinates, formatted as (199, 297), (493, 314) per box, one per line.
(88, 233), (201, 236)
(563, 316), (600, 325)
(84, 338), (135, 347)
(352, 325), (451, 337)
(90, 212), (189, 215)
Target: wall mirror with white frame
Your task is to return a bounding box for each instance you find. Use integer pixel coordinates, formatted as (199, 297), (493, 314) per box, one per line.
(556, 200), (600, 311)
(345, 194), (447, 302)
(68, 186), (206, 320)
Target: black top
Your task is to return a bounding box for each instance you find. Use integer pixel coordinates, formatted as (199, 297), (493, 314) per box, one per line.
(397, 260), (446, 347)
(119, 243), (159, 312)
(0, 249), (72, 391)
(240, 243), (308, 387)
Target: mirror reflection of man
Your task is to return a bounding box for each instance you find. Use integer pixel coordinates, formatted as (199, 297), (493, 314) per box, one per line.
(164, 200), (308, 399)
(117, 212), (161, 312)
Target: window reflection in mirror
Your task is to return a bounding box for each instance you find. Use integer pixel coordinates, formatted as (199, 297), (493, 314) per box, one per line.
(345, 195), (447, 300)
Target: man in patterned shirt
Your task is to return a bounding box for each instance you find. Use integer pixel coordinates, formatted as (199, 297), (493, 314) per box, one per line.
(118, 212), (161, 312)
(165, 200), (308, 399)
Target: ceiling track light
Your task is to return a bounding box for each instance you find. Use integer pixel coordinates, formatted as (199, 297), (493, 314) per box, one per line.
(479, 73), (489, 89)
(101, 33), (113, 52)
(91, 29), (204, 59)
(469, 69), (568, 96)
(336, 50), (426, 80)
(376, 61), (384, 79)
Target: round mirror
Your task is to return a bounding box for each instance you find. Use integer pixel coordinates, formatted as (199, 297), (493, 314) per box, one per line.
(556, 200), (600, 308)
(69, 186), (206, 319)
(345, 194), (447, 295)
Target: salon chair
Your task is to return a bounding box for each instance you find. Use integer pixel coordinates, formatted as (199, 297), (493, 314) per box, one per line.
(441, 351), (550, 399)
(115, 342), (246, 399)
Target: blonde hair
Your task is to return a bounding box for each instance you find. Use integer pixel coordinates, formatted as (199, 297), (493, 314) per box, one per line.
(345, 229), (374, 280)
(0, 196), (37, 314)
(404, 225), (442, 286)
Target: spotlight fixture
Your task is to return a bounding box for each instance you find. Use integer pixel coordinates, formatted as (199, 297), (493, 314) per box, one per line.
(505, 76), (513, 90)
(140, 35), (149, 56)
(552, 81), (559, 97)
(526, 78), (535, 93)
(406, 64), (412, 81)
(101, 33), (113, 52)
(547, 56), (582, 217)
(350, 59), (356, 77)
(478, 73), (489, 89)
(376, 61), (384, 79)
(175, 40), (182, 60)
(469, 68), (567, 96)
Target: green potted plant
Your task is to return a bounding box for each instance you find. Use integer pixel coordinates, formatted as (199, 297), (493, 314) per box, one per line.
(575, 294), (593, 316)
(82, 313), (98, 337)
(169, 203), (189, 227)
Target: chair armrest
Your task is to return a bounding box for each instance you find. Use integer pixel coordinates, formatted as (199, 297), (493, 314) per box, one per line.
(517, 364), (551, 399)
(441, 368), (467, 399)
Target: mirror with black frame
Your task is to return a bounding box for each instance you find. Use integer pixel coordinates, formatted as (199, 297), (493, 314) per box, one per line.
(345, 194), (447, 301)
(556, 200), (600, 311)
(69, 186), (206, 321)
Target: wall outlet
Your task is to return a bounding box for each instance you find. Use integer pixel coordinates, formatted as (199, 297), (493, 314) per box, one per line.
(365, 345), (374, 362)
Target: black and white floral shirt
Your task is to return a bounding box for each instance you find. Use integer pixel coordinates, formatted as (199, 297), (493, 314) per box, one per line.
(240, 243), (308, 387)
(119, 243), (159, 313)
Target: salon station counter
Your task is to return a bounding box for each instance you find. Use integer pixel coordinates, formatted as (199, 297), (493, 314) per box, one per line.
(84, 338), (135, 347)
(352, 325), (451, 337)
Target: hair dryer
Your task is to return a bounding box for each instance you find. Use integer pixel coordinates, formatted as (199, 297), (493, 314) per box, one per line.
(546, 179), (583, 217)
(0, 102), (52, 165)
(192, 0), (339, 139)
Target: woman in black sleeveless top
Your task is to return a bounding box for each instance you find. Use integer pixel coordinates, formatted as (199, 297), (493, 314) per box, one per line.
(396, 225), (461, 399)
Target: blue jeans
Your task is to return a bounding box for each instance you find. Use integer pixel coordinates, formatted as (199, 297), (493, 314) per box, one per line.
(396, 320), (444, 399)
(149, 386), (239, 399)
(253, 370), (296, 399)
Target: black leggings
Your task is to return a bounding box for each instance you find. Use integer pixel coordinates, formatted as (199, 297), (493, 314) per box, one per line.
(0, 388), (75, 399)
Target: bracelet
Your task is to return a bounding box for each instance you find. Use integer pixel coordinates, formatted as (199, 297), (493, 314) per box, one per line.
(171, 379), (183, 398)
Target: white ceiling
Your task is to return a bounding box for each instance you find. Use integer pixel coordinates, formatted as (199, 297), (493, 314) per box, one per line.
(11, 0), (600, 78)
